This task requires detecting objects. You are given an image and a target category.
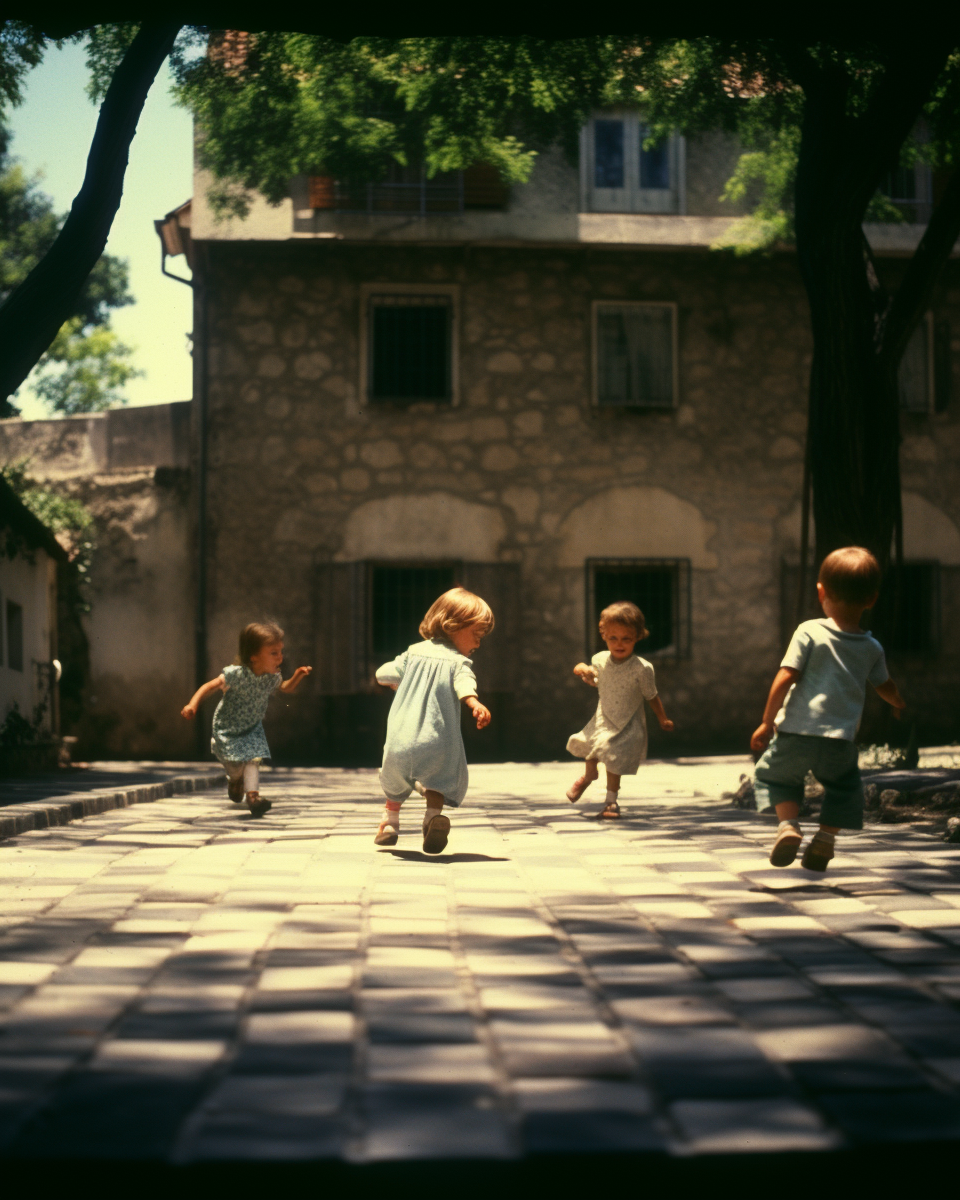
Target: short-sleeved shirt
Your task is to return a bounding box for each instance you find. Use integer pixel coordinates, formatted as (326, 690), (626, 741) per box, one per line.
(776, 618), (888, 742)
(211, 664), (282, 762)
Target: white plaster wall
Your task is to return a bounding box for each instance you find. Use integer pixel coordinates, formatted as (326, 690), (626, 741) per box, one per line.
(335, 493), (507, 562)
(0, 550), (53, 725)
(556, 486), (719, 569)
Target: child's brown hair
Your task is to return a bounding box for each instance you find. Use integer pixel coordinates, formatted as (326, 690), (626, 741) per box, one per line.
(420, 587), (494, 641)
(237, 621), (284, 666)
(818, 547), (881, 606)
(599, 600), (649, 641)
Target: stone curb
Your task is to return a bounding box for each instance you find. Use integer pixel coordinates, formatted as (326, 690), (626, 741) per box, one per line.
(0, 771), (223, 842)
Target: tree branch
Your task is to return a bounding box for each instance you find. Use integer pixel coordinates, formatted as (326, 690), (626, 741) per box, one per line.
(882, 166), (960, 362)
(0, 19), (181, 411)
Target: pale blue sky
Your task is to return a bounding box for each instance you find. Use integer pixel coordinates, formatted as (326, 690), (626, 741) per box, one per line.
(8, 40), (195, 418)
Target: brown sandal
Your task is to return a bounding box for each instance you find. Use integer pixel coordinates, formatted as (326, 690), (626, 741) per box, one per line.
(600, 800), (621, 819)
(228, 777), (244, 803)
(374, 819), (399, 847)
(246, 791), (272, 818)
(422, 813), (450, 855)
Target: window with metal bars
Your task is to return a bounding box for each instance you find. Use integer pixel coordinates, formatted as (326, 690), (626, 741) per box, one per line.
(370, 564), (458, 662)
(586, 559), (690, 660)
(368, 294), (452, 404)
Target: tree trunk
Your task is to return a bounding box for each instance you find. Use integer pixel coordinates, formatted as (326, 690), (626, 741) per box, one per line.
(792, 49), (952, 573)
(0, 20), (181, 416)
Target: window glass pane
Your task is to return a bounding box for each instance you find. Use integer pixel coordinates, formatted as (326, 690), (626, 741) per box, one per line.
(594, 120), (624, 189)
(639, 126), (670, 190)
(881, 165), (916, 201)
(899, 320), (930, 412)
(6, 600), (23, 672)
(867, 563), (938, 654)
(370, 296), (451, 402)
(371, 565), (457, 660)
(593, 566), (675, 655)
(597, 305), (674, 407)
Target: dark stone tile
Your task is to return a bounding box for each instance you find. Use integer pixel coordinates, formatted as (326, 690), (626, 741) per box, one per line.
(629, 1028), (788, 1100)
(366, 1013), (478, 1044)
(885, 1024), (960, 1057)
(817, 1090), (960, 1143)
(111, 1012), (240, 1040)
(9, 1071), (206, 1158)
(180, 1112), (344, 1161)
(362, 1083), (512, 1160)
(735, 1002), (850, 1029)
(521, 1111), (666, 1154)
(247, 990), (354, 1013)
(230, 1043), (354, 1075)
(789, 1059), (930, 1091)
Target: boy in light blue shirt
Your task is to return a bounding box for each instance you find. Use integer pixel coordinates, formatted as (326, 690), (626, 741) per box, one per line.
(752, 547), (906, 872)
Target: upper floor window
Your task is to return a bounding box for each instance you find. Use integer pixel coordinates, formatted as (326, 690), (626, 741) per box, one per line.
(361, 287), (457, 406)
(593, 301), (678, 409)
(879, 162), (933, 225)
(582, 113), (684, 214)
(308, 164), (509, 215)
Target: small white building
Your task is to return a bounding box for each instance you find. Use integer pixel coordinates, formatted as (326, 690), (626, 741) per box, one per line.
(0, 474), (65, 749)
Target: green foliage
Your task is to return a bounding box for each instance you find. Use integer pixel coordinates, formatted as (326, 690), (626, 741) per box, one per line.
(0, 126), (135, 414)
(31, 316), (140, 415)
(174, 34), (627, 216)
(0, 22), (47, 115)
(2, 458), (95, 585)
(83, 22), (142, 103)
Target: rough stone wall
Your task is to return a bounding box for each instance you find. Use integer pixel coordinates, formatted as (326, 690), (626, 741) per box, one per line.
(0, 408), (195, 759)
(202, 242), (960, 762)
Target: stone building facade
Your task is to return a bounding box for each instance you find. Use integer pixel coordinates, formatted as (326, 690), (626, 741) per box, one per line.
(185, 127), (960, 764)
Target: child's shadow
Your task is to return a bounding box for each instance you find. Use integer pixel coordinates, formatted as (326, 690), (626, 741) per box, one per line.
(381, 849), (510, 864)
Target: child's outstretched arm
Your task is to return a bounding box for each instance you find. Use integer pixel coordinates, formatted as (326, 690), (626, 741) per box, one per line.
(573, 662), (598, 687)
(280, 666), (312, 693)
(649, 695), (674, 732)
(750, 667), (800, 753)
(463, 695), (491, 730)
(873, 676), (906, 717)
(181, 675), (226, 720)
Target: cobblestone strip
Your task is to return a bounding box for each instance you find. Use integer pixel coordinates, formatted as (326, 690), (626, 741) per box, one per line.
(0, 770), (223, 841)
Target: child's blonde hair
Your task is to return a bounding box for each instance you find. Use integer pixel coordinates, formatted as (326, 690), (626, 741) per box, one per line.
(236, 621), (284, 666)
(818, 547), (881, 606)
(599, 601), (649, 641)
(420, 587), (494, 641)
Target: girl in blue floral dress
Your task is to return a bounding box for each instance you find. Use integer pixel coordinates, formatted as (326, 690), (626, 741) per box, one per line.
(181, 621), (312, 816)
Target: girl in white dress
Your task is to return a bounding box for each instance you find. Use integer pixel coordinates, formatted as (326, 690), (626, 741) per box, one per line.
(566, 601), (674, 818)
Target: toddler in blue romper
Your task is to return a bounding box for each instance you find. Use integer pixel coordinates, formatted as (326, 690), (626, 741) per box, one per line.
(374, 587), (494, 855)
(751, 548), (905, 872)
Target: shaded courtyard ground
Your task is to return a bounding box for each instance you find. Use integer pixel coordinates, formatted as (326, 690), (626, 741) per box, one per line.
(2, 757), (960, 1179)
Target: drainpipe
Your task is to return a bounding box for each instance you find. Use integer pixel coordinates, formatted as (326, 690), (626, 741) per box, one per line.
(193, 244), (209, 760)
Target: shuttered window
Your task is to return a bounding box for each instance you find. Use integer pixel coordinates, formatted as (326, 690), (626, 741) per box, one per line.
(586, 559), (690, 660)
(594, 302), (677, 409)
(368, 294), (453, 405)
(371, 564), (457, 661)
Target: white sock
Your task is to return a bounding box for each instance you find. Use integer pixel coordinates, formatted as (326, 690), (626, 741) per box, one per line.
(815, 829), (836, 843)
(382, 805), (400, 829)
(604, 790), (619, 807)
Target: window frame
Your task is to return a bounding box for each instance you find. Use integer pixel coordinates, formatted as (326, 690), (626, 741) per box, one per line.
(580, 112), (686, 215)
(591, 299), (680, 411)
(365, 558), (463, 671)
(359, 283), (460, 410)
(585, 557), (691, 663)
(899, 311), (935, 415)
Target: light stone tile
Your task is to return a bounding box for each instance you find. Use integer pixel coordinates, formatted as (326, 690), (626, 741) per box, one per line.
(0, 961), (58, 986)
(733, 915), (827, 932)
(256, 966), (353, 991)
(888, 908), (960, 928)
(90, 1038), (227, 1075)
(245, 1010), (355, 1044)
(367, 1043), (495, 1084)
